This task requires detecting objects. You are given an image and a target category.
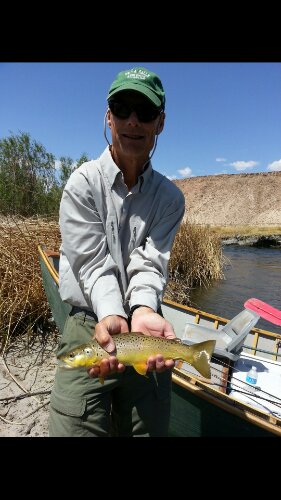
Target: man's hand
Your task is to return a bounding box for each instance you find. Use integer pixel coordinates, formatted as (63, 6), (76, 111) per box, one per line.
(88, 315), (128, 379)
(131, 306), (176, 373)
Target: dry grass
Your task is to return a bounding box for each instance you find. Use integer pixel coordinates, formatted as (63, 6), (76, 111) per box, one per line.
(0, 216), (61, 353)
(165, 221), (225, 305)
(211, 225), (281, 238)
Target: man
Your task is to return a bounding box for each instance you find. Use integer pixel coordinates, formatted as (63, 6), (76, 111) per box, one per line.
(49, 66), (185, 437)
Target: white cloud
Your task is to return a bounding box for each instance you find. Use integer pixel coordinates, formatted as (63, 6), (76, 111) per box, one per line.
(267, 159), (281, 172)
(166, 175), (177, 180)
(55, 159), (62, 170)
(229, 160), (258, 171)
(214, 170), (228, 175)
(216, 157), (227, 162)
(178, 166), (192, 177)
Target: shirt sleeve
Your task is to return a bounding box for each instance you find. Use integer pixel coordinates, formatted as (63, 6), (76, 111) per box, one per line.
(59, 169), (126, 321)
(126, 191), (185, 311)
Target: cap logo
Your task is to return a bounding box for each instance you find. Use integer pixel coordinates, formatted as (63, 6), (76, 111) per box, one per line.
(124, 69), (150, 81)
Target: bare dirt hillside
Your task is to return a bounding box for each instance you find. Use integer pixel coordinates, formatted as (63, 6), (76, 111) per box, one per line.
(173, 171), (281, 226)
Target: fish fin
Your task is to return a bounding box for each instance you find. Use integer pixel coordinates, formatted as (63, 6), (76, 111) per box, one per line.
(190, 340), (216, 379)
(99, 376), (105, 385)
(132, 363), (148, 376)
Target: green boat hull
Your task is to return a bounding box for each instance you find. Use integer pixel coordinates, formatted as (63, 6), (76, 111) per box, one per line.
(39, 253), (71, 334)
(169, 382), (273, 437)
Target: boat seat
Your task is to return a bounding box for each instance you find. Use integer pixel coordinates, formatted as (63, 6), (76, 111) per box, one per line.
(183, 309), (260, 361)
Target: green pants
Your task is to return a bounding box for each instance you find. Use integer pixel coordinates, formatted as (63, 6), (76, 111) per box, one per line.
(49, 310), (172, 437)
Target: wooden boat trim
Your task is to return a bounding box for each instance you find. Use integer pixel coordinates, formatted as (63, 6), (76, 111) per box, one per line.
(39, 245), (281, 436)
(163, 298), (229, 323)
(252, 331), (259, 356)
(274, 339), (279, 362)
(38, 245), (59, 284)
(219, 366), (229, 393)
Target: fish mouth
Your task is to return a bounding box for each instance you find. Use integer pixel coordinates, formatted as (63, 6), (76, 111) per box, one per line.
(57, 360), (72, 370)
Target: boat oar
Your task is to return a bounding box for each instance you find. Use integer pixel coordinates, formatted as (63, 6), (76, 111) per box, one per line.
(244, 298), (281, 326)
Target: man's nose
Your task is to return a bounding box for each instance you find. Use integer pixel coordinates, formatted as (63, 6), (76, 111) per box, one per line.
(127, 111), (140, 124)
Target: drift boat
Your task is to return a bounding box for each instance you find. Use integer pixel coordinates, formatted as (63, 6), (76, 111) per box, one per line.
(38, 245), (281, 437)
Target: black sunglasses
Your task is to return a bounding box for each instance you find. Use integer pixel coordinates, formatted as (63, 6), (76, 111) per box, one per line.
(108, 100), (162, 123)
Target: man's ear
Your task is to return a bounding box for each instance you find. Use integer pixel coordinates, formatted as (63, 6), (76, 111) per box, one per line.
(107, 109), (112, 128)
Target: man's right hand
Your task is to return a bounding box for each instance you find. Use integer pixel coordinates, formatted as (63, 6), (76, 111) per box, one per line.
(87, 315), (128, 379)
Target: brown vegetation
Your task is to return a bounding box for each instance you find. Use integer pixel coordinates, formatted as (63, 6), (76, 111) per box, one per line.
(165, 221), (224, 305)
(211, 224), (281, 238)
(0, 217), (60, 352)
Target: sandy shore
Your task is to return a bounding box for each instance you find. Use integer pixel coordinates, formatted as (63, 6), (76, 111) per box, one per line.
(0, 331), (58, 437)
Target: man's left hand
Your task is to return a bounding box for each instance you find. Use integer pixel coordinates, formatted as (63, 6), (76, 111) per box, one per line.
(131, 306), (176, 373)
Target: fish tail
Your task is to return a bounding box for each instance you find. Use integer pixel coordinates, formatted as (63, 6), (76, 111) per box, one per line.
(188, 340), (215, 378)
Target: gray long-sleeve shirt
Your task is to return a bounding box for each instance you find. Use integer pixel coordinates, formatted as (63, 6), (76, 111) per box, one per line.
(59, 146), (185, 321)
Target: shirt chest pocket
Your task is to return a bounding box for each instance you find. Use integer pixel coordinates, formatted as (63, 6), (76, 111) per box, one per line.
(128, 219), (143, 254)
(106, 216), (118, 251)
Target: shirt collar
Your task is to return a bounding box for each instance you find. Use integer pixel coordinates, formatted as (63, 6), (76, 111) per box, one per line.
(99, 146), (153, 192)
(99, 146), (121, 188)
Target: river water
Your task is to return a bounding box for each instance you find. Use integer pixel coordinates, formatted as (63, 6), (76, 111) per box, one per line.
(189, 246), (281, 334)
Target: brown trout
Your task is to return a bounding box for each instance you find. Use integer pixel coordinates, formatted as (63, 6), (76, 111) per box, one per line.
(58, 332), (215, 381)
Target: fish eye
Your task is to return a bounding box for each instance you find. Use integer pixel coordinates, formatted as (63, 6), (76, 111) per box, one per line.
(69, 353), (75, 359)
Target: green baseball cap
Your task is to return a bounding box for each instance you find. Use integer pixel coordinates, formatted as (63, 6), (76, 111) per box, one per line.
(107, 67), (165, 110)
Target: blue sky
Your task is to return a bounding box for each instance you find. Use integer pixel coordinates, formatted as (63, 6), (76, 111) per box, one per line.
(1, 62), (280, 179)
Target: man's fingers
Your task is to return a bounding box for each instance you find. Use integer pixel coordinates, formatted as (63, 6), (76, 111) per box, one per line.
(120, 323), (130, 334)
(88, 365), (100, 377)
(147, 355), (164, 372)
(99, 358), (115, 376)
(164, 359), (175, 369)
(146, 355), (174, 373)
(165, 331), (176, 339)
(95, 331), (116, 354)
(88, 357), (126, 378)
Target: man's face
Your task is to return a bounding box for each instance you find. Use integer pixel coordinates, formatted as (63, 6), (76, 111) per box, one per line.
(107, 91), (165, 162)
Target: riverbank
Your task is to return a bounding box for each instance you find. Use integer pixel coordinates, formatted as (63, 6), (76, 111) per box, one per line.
(222, 233), (281, 247)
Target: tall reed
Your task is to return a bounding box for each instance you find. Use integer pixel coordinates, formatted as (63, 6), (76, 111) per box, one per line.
(0, 216), (60, 352)
(165, 221), (225, 305)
